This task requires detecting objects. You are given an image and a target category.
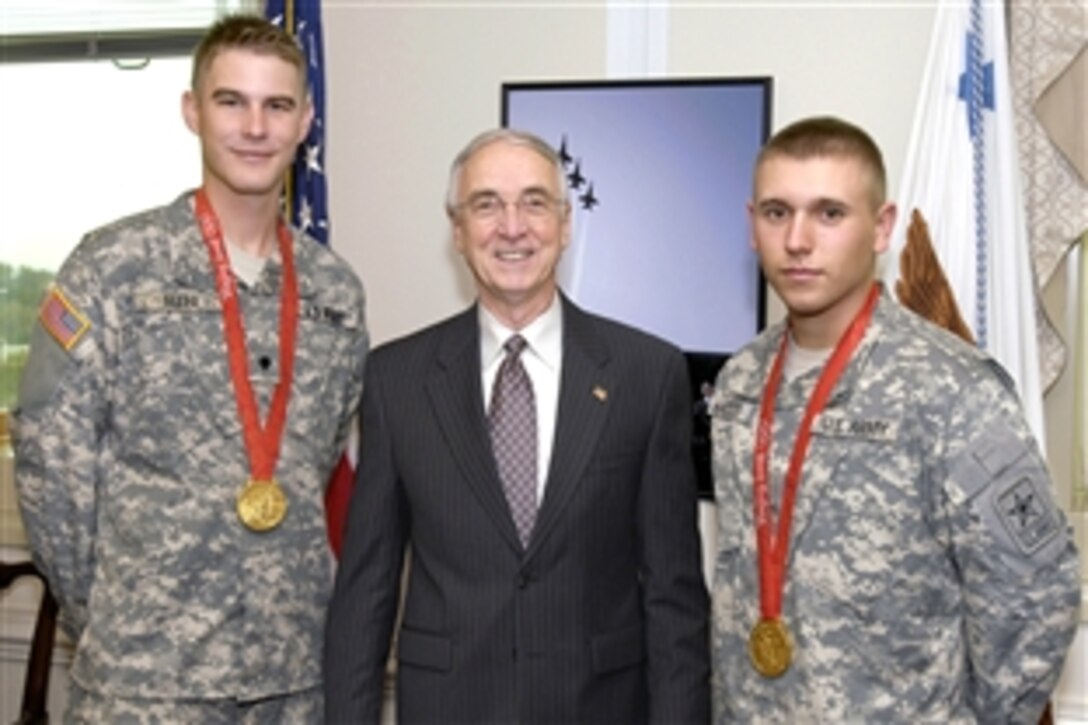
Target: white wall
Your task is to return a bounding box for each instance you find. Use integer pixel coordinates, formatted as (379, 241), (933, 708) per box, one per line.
(324, 3), (936, 346)
(324, 3), (607, 345)
(668, 3), (934, 193)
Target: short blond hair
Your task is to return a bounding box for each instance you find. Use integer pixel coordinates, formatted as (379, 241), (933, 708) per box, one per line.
(191, 14), (305, 92)
(756, 116), (887, 210)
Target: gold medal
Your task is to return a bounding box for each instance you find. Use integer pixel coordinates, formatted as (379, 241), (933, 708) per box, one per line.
(237, 478), (288, 532)
(749, 617), (792, 678)
(197, 191), (298, 537)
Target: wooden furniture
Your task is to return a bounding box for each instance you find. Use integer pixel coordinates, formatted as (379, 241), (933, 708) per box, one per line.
(0, 561), (57, 725)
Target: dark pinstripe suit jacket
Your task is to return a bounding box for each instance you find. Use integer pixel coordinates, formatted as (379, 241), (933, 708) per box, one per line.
(325, 296), (710, 724)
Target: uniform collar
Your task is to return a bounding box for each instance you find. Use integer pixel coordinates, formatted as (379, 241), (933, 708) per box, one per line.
(166, 190), (317, 298)
(725, 286), (892, 405)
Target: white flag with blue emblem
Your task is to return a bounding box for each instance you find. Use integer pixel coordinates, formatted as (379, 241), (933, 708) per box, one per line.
(885, 0), (1045, 444)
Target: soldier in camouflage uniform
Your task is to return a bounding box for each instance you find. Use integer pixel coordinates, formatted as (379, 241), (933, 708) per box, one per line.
(13, 15), (368, 724)
(710, 116), (1080, 723)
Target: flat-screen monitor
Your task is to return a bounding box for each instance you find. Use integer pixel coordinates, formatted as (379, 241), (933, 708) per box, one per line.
(502, 77), (772, 498)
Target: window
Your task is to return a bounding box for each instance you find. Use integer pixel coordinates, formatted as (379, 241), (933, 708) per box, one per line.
(2, 1), (250, 36)
(0, 1), (253, 409)
(0, 57), (202, 409)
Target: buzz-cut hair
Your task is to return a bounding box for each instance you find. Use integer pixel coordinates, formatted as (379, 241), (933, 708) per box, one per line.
(756, 116), (888, 209)
(445, 128), (570, 217)
(191, 14), (306, 92)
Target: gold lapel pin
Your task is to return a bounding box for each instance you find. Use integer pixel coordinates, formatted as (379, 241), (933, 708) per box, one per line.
(592, 386), (608, 402)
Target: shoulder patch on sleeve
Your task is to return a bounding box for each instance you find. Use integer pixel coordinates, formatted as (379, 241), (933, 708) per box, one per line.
(947, 418), (1067, 571)
(994, 475), (1061, 555)
(39, 286), (91, 352)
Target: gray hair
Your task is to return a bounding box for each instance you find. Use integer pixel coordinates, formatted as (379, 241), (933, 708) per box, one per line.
(445, 128), (570, 216)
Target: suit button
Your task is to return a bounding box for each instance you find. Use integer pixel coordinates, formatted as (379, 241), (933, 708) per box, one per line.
(517, 573), (531, 589)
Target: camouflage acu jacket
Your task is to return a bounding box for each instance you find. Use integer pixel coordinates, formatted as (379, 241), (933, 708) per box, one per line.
(14, 191), (368, 701)
(710, 290), (1079, 724)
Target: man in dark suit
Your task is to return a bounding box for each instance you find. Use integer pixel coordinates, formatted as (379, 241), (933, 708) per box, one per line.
(325, 129), (710, 724)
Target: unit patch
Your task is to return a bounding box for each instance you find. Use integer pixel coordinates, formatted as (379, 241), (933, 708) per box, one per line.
(995, 476), (1060, 555)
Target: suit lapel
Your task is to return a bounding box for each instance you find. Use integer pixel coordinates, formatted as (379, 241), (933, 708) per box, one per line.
(425, 307), (524, 552)
(527, 298), (613, 557)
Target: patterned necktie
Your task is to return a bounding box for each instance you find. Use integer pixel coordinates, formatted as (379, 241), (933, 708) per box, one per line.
(488, 334), (538, 546)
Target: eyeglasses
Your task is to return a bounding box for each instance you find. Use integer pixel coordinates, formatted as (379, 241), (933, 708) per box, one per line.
(458, 190), (564, 224)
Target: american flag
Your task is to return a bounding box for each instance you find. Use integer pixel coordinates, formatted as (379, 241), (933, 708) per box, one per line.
(266, 0), (329, 245)
(40, 287), (90, 351)
(267, 0), (354, 557)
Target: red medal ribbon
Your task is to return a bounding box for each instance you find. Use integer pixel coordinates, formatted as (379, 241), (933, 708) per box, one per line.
(752, 283), (880, 619)
(194, 188), (299, 482)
